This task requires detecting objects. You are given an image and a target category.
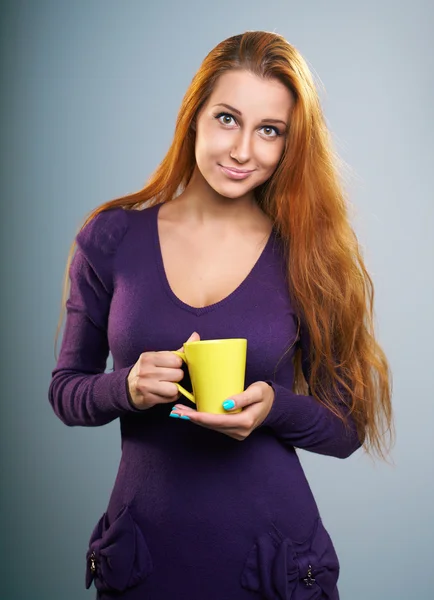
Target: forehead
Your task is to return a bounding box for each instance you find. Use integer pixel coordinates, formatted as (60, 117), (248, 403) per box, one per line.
(207, 70), (294, 116)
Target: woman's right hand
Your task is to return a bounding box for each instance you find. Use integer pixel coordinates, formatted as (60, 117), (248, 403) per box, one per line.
(126, 332), (200, 410)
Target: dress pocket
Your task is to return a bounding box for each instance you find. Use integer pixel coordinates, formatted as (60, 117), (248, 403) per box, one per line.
(241, 517), (339, 599)
(85, 504), (153, 593)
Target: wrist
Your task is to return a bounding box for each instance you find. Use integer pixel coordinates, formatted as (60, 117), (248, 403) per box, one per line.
(254, 381), (275, 428)
(125, 368), (143, 411)
(262, 381), (275, 404)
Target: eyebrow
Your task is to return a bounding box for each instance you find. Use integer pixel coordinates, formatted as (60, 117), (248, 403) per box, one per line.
(213, 103), (288, 127)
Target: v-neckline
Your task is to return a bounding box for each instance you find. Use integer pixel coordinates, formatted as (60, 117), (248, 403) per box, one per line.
(151, 202), (276, 317)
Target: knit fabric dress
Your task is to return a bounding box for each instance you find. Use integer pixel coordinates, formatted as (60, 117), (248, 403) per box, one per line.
(49, 203), (361, 599)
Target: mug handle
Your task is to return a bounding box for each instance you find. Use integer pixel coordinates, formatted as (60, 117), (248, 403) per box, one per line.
(172, 351), (195, 404)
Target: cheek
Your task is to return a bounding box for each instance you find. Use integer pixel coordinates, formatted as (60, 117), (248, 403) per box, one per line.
(265, 137), (286, 160)
(257, 145), (284, 172)
(196, 126), (227, 159)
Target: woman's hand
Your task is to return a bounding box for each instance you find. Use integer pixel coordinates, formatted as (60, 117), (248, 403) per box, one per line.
(170, 381), (274, 440)
(127, 332), (200, 410)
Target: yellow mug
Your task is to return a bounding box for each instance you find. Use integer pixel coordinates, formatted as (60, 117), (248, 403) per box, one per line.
(172, 338), (247, 414)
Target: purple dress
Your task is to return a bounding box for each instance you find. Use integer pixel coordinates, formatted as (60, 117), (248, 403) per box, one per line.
(49, 203), (361, 599)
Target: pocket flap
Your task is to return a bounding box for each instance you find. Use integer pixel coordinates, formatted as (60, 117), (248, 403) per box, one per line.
(241, 518), (339, 600)
(85, 504), (153, 592)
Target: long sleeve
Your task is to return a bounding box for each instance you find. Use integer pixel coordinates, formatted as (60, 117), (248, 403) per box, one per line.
(48, 208), (142, 427)
(261, 320), (363, 458)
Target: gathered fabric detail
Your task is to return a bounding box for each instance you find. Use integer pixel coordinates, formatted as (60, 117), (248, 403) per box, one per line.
(85, 504), (153, 593)
(241, 517), (339, 599)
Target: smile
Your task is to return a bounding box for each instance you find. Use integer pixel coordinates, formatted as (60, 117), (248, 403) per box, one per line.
(219, 165), (254, 180)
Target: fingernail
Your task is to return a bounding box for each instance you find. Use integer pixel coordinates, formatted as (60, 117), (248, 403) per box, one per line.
(169, 412), (180, 419)
(180, 415), (190, 421)
(222, 399), (235, 410)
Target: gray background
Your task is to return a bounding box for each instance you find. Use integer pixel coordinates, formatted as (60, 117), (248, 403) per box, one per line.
(1, 1), (433, 598)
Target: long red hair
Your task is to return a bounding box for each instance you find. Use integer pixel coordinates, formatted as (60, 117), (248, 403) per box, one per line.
(56, 31), (393, 459)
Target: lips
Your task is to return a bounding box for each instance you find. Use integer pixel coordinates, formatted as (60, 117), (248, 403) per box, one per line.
(219, 165), (254, 180)
(220, 165), (253, 173)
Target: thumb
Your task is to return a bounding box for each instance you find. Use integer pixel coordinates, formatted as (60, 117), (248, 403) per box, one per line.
(176, 331), (200, 352)
(222, 383), (264, 411)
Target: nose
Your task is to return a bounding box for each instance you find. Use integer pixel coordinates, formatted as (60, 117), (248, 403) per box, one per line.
(230, 130), (253, 164)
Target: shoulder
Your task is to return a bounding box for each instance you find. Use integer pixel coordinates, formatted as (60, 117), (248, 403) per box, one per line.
(73, 205), (159, 282)
(76, 207), (129, 258)
(72, 208), (130, 293)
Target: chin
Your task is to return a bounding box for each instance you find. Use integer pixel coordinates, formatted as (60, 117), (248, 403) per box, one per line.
(205, 176), (253, 198)
(213, 184), (252, 200)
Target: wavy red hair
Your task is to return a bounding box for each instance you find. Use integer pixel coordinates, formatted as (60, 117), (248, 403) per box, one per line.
(56, 31), (394, 460)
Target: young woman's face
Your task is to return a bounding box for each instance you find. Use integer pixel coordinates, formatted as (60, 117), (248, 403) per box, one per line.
(194, 69), (294, 200)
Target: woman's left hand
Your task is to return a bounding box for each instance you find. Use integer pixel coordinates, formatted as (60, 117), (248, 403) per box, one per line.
(170, 381), (274, 441)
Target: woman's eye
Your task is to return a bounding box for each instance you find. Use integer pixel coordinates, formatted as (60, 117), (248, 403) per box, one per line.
(216, 112), (236, 126)
(260, 126), (279, 138)
(215, 112), (282, 138)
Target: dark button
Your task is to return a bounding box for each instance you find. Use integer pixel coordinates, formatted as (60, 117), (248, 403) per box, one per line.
(303, 564), (316, 587)
(89, 551), (97, 574)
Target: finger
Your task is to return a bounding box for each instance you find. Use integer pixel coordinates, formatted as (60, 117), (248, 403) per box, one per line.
(176, 331), (201, 352)
(171, 404), (248, 429)
(221, 384), (264, 412)
(169, 405), (235, 429)
(145, 381), (180, 398)
(145, 367), (184, 383)
(146, 391), (180, 406)
(153, 352), (184, 368)
(169, 405), (252, 441)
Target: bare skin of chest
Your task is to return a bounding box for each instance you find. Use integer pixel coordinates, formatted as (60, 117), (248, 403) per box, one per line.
(158, 224), (270, 309)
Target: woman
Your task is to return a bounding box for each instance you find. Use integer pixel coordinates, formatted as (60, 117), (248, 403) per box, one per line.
(49, 31), (393, 599)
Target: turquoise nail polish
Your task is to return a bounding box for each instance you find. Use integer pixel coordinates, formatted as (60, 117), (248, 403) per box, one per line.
(180, 415), (190, 421)
(169, 412), (180, 418)
(222, 399), (235, 410)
